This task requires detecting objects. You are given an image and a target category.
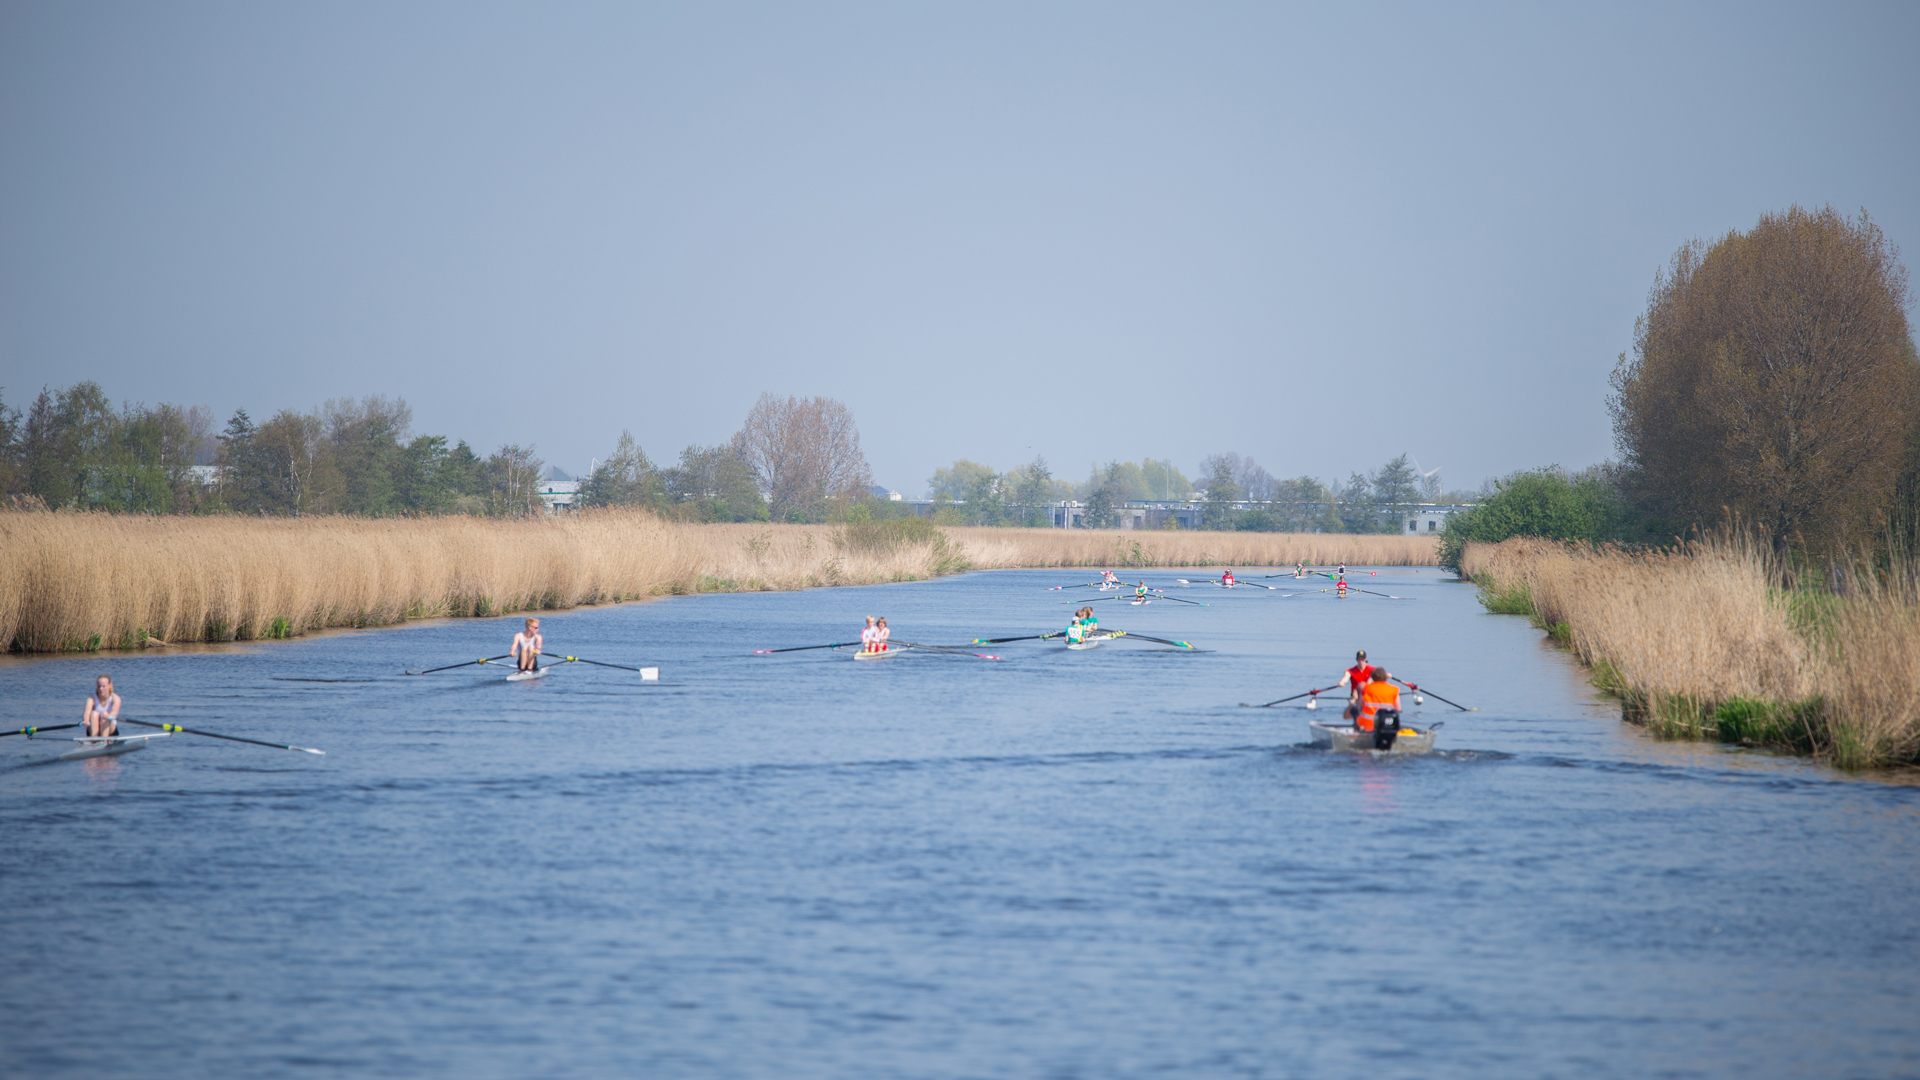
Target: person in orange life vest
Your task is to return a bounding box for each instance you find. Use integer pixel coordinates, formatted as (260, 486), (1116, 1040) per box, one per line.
(1337, 650), (1391, 720)
(1357, 669), (1402, 734)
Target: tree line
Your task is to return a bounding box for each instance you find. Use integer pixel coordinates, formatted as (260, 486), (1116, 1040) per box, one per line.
(1442, 205), (1920, 569)
(919, 451), (1467, 533)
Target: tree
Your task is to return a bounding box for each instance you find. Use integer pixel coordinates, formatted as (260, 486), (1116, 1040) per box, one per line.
(579, 431), (662, 509)
(0, 389), (22, 496)
(731, 394), (872, 522)
(1198, 454), (1240, 529)
(394, 435), (455, 513)
(486, 443), (545, 518)
(318, 396), (410, 514)
(1006, 456), (1061, 526)
(664, 443), (768, 522)
(1437, 467), (1623, 572)
(928, 459), (995, 502)
(1082, 468), (1118, 529)
(1610, 205), (1918, 554)
(253, 409), (326, 514)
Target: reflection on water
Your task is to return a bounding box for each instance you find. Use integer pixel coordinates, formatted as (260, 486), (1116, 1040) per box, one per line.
(2, 567), (1917, 1079)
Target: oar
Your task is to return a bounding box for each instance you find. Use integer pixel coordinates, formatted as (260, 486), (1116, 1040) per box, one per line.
(1150, 592), (1210, 606)
(2, 723), (80, 738)
(1349, 587), (1413, 600)
(1393, 678), (1476, 711)
(970, 632), (1063, 645)
(1045, 582), (1102, 591)
(541, 652), (642, 671)
(1239, 685), (1341, 708)
(890, 641), (1003, 660)
(1104, 630), (1196, 649)
(118, 718), (326, 755)
(752, 640), (864, 654)
(405, 654), (514, 675)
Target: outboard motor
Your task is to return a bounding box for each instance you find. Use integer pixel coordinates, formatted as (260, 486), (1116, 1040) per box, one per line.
(1372, 709), (1401, 751)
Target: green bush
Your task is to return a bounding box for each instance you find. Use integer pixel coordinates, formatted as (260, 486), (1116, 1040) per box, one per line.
(1439, 467), (1623, 572)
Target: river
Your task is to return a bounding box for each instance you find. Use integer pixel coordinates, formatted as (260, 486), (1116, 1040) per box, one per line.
(3, 568), (1916, 1079)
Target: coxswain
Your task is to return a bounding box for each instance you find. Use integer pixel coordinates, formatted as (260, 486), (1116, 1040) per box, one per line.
(512, 617), (543, 673)
(83, 674), (121, 738)
(1221, 568), (1236, 587)
(874, 616), (891, 652)
(1357, 669), (1404, 747)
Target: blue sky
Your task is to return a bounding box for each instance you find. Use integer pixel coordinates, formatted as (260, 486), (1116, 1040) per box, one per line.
(2, 2), (1915, 496)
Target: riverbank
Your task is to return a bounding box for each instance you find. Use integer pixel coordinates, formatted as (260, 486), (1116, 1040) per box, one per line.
(0, 511), (1437, 653)
(1461, 536), (1920, 768)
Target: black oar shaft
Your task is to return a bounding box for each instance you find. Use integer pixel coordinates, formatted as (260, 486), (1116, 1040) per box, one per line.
(541, 652), (640, 671)
(754, 640), (863, 654)
(1393, 679), (1473, 711)
(3, 723), (81, 738)
(407, 654), (514, 675)
(1251, 685), (1339, 707)
(119, 718), (325, 754)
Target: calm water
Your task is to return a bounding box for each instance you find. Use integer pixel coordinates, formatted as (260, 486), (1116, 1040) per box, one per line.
(3, 568), (1916, 1079)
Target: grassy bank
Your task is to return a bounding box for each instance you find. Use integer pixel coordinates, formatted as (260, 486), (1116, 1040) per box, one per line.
(1461, 536), (1920, 769)
(0, 511), (1436, 653)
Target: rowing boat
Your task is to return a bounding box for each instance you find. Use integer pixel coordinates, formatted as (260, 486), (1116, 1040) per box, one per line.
(851, 648), (898, 661)
(1308, 720), (1437, 754)
(506, 667), (548, 682)
(57, 733), (173, 760)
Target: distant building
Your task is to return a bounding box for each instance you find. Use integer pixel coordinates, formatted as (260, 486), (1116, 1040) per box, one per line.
(189, 465), (220, 486)
(1403, 504), (1470, 534)
(870, 485), (902, 501)
(538, 466), (580, 513)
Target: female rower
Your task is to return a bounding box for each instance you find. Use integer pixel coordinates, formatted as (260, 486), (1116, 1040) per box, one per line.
(859, 615), (878, 653)
(1336, 576), (1349, 599)
(1135, 580), (1152, 602)
(1221, 569), (1236, 587)
(1066, 606), (1096, 643)
(512, 617), (543, 673)
(874, 616), (891, 652)
(83, 674), (121, 737)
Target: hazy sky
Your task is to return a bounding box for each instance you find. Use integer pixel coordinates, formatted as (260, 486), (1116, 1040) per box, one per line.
(3, 2), (1915, 496)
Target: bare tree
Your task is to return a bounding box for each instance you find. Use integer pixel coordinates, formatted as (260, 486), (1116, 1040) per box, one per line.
(1611, 206), (1918, 553)
(731, 394), (873, 521)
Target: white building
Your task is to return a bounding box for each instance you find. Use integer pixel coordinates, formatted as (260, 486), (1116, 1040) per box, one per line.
(538, 468), (580, 513)
(1403, 504), (1470, 534)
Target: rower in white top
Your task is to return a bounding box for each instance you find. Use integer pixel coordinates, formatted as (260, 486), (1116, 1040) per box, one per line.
(511, 618), (543, 678)
(84, 675), (121, 737)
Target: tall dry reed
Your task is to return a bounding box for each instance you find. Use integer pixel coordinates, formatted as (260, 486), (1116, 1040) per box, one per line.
(0, 511), (1436, 655)
(1461, 536), (1920, 768)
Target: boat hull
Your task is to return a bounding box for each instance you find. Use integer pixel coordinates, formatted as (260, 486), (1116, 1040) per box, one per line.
(1065, 639), (1102, 650)
(58, 734), (168, 760)
(851, 648), (897, 661)
(506, 667), (548, 682)
(1308, 720), (1437, 754)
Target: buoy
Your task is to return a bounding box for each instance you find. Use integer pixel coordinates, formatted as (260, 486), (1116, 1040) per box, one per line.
(1306, 697), (1318, 711)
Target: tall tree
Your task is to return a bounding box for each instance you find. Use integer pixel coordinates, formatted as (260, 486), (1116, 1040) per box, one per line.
(486, 443), (545, 518)
(663, 443), (768, 522)
(1610, 206), (1918, 553)
(731, 394), (872, 522)
(579, 431), (662, 509)
(928, 459), (996, 502)
(0, 389), (21, 497)
(1198, 454), (1241, 529)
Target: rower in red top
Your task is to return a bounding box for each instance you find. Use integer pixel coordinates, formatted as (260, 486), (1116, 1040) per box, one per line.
(1336, 649), (1392, 721)
(1220, 569), (1237, 587)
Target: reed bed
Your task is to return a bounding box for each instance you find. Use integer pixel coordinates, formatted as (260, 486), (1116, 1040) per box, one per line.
(0, 511), (1436, 655)
(1461, 536), (1920, 768)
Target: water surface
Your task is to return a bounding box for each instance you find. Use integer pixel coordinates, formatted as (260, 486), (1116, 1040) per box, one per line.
(3, 568), (1915, 1078)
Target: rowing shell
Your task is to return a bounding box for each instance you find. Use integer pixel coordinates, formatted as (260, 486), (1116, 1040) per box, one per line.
(1129, 598), (1151, 606)
(851, 648), (898, 661)
(1308, 720), (1437, 754)
(506, 667), (548, 682)
(57, 733), (172, 761)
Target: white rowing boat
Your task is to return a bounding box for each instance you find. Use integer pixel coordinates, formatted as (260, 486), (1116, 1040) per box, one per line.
(851, 648), (898, 661)
(506, 667), (548, 682)
(57, 733), (173, 761)
(1308, 720), (1437, 754)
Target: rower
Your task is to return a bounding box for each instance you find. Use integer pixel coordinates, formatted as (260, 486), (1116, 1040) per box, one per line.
(1221, 568), (1236, 587)
(1336, 650), (1390, 720)
(1357, 669), (1404, 749)
(1294, 561), (1306, 579)
(1066, 606), (1090, 644)
(83, 675), (121, 738)
(1135, 580), (1151, 601)
(1336, 576), (1349, 599)
(512, 617), (543, 673)
(1101, 570), (1121, 589)
(859, 615), (878, 653)
(874, 616), (891, 652)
